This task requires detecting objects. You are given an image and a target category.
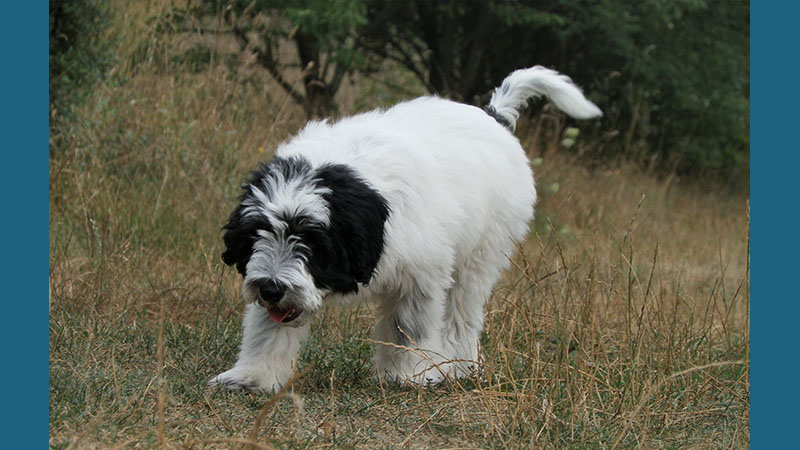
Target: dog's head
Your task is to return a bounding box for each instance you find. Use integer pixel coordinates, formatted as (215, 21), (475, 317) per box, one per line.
(222, 156), (389, 326)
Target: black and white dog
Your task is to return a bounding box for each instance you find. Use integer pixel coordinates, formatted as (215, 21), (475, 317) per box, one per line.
(210, 66), (601, 392)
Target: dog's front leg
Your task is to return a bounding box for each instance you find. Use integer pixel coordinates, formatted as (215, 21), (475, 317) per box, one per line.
(373, 286), (449, 386)
(210, 303), (309, 393)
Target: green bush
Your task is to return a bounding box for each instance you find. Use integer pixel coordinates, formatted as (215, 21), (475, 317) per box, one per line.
(49, 0), (116, 122)
(149, 0), (750, 181)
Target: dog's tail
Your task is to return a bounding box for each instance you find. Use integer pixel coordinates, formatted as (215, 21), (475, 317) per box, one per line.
(484, 66), (602, 131)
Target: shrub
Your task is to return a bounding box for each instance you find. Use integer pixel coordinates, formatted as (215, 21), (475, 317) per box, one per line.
(49, 0), (116, 122)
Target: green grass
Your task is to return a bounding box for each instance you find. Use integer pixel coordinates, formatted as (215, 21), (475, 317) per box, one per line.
(49, 1), (749, 448)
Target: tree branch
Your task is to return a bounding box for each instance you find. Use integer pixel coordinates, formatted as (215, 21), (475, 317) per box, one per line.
(230, 24), (305, 105)
(460, 3), (494, 101)
(329, 58), (348, 95)
(386, 40), (433, 92)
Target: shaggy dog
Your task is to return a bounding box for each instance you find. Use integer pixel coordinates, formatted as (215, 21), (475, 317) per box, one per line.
(210, 66), (601, 392)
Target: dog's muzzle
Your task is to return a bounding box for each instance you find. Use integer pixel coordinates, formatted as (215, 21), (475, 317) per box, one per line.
(254, 280), (304, 324)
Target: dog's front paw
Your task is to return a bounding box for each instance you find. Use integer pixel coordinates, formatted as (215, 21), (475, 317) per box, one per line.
(209, 368), (282, 393)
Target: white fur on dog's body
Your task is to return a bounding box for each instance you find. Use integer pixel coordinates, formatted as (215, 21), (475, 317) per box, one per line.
(211, 66), (600, 392)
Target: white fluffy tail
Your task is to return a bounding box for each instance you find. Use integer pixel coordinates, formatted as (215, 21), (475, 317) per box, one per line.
(486, 66), (602, 131)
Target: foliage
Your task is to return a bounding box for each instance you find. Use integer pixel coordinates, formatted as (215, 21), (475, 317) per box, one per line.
(49, 0), (116, 122)
(360, 1), (563, 103)
(532, 0), (750, 178)
(177, 0), (368, 118)
(159, 0), (748, 180)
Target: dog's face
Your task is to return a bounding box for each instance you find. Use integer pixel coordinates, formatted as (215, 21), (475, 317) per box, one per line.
(221, 156), (389, 326)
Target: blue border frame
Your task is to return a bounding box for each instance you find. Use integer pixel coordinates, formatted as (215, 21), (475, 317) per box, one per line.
(0, 1), (48, 443)
(751, 1), (797, 447)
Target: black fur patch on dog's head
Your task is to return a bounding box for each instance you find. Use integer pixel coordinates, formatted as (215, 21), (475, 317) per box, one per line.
(221, 203), (269, 276)
(304, 164), (390, 294)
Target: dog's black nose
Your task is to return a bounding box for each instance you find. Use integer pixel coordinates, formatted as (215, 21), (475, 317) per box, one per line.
(258, 280), (285, 304)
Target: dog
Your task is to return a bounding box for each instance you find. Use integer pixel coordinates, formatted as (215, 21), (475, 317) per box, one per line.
(209, 66), (601, 392)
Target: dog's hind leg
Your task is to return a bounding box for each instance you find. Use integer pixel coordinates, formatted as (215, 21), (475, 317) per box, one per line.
(441, 242), (515, 380)
(210, 303), (309, 393)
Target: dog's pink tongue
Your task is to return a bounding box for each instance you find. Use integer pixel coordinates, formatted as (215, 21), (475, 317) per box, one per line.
(267, 307), (292, 323)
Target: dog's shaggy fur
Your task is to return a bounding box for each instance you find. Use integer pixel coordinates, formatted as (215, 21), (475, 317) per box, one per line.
(210, 66), (601, 392)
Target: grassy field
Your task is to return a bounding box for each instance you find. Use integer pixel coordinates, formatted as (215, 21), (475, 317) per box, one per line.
(49, 2), (749, 448)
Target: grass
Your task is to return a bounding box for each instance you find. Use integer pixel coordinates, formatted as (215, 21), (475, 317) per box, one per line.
(49, 2), (749, 448)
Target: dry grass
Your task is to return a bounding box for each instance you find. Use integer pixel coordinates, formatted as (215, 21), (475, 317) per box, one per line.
(49, 2), (749, 448)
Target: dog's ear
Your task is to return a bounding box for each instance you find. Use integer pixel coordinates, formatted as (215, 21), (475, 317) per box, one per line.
(310, 164), (389, 292)
(222, 163), (275, 276)
(221, 203), (260, 276)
